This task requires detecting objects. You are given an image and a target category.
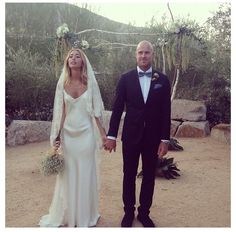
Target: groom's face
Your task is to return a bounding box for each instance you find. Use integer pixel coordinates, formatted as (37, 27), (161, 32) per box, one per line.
(136, 42), (153, 70)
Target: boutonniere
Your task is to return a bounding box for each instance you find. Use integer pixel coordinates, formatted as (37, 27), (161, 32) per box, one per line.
(151, 72), (159, 81)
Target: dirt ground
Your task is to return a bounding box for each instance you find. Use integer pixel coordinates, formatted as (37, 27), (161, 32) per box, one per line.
(5, 137), (230, 227)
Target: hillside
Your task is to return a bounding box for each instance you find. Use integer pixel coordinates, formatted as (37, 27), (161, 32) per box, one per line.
(5, 2), (151, 67)
(5, 2), (148, 37)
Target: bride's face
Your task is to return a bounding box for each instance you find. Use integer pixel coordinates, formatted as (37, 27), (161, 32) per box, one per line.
(68, 50), (83, 69)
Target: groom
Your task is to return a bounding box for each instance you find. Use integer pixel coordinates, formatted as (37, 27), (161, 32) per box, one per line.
(105, 40), (171, 227)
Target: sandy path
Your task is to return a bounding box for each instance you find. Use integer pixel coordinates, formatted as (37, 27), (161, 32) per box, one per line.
(6, 137), (230, 227)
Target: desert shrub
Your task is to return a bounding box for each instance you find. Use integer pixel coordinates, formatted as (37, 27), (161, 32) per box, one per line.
(175, 72), (230, 128)
(6, 47), (57, 122)
(205, 78), (230, 128)
(5, 46), (120, 124)
(96, 72), (119, 110)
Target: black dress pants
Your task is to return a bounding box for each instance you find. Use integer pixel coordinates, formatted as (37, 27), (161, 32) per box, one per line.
(122, 138), (159, 216)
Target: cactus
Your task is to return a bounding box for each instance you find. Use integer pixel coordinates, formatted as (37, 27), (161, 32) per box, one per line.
(137, 157), (180, 180)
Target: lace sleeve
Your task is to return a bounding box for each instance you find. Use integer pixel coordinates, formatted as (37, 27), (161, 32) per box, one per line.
(92, 81), (105, 127)
(50, 74), (64, 147)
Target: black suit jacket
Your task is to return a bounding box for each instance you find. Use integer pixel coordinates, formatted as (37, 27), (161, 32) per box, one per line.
(108, 68), (171, 146)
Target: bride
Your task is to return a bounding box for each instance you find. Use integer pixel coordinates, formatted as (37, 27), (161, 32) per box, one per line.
(39, 48), (106, 227)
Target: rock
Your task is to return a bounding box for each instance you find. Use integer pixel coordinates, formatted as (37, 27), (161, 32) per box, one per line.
(6, 107), (212, 146)
(171, 120), (182, 137)
(171, 99), (207, 121)
(7, 120), (51, 146)
(211, 124), (230, 144)
(175, 121), (210, 137)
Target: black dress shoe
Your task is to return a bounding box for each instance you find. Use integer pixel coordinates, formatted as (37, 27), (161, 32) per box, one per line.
(121, 213), (134, 227)
(137, 214), (155, 227)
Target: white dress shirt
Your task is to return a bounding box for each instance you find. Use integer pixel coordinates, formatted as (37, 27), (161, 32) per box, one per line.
(137, 66), (152, 103)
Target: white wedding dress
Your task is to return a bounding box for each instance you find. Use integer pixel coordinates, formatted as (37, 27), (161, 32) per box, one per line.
(39, 90), (100, 227)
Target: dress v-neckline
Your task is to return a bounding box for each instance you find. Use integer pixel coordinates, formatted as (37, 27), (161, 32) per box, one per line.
(64, 89), (87, 100)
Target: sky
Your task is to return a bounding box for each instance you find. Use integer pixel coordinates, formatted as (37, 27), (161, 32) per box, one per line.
(74, 0), (227, 27)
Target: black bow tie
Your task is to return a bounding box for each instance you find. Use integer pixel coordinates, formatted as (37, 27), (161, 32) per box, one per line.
(138, 71), (152, 78)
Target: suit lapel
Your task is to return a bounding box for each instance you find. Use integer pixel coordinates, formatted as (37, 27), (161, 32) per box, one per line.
(132, 69), (145, 105)
(146, 70), (159, 104)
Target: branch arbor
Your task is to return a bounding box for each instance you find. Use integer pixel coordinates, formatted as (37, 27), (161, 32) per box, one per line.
(152, 25), (205, 101)
(54, 23), (204, 101)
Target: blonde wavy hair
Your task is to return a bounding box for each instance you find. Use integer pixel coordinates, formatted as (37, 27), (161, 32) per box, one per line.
(63, 48), (88, 85)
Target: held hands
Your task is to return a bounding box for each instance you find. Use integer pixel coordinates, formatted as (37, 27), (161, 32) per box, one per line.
(100, 131), (116, 153)
(103, 138), (116, 153)
(157, 141), (169, 158)
(103, 138), (168, 155)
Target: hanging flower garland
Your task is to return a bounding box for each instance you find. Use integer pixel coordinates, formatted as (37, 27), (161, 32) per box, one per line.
(54, 23), (90, 77)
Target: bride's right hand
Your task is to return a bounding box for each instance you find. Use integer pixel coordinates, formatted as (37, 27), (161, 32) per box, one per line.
(53, 140), (61, 149)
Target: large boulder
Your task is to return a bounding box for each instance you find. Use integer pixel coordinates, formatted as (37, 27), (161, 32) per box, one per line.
(7, 120), (51, 146)
(211, 124), (230, 144)
(175, 121), (210, 137)
(171, 99), (207, 121)
(171, 120), (182, 137)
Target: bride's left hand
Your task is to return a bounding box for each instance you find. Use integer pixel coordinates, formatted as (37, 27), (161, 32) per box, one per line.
(102, 135), (107, 147)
